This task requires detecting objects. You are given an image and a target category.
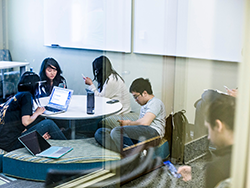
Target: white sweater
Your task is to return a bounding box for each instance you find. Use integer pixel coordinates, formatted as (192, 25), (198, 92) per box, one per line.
(89, 74), (131, 114)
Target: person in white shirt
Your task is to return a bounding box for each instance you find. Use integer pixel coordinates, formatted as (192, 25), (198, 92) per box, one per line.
(84, 55), (131, 114)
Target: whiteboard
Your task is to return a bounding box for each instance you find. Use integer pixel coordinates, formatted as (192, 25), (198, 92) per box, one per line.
(133, 0), (244, 62)
(133, 0), (178, 56)
(44, 0), (131, 53)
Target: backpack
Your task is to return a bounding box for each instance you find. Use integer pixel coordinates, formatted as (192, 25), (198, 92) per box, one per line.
(165, 110), (189, 164)
(0, 96), (16, 126)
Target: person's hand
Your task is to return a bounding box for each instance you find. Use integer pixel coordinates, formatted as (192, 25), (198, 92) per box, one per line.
(85, 77), (93, 86)
(226, 88), (238, 97)
(43, 132), (51, 140)
(118, 120), (131, 126)
(177, 166), (192, 182)
(35, 107), (45, 115)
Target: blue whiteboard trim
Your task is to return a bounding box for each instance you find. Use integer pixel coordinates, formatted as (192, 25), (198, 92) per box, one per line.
(44, 45), (131, 54)
(51, 44), (59, 47)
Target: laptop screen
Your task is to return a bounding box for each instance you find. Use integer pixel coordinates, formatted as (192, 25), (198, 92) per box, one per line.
(18, 130), (51, 155)
(48, 86), (73, 111)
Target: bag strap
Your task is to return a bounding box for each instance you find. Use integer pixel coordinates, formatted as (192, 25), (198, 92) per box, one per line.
(0, 96), (16, 125)
(164, 113), (173, 154)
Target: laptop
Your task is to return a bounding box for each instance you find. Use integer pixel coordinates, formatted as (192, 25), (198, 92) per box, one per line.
(18, 130), (73, 159)
(43, 86), (73, 115)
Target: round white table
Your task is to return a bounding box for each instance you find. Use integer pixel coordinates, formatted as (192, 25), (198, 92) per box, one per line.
(38, 95), (122, 139)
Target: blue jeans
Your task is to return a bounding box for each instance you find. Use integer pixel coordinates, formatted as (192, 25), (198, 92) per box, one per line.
(94, 125), (159, 153)
(13, 119), (66, 151)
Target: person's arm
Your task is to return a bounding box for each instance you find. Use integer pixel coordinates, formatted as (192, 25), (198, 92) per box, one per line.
(178, 164), (205, 185)
(59, 76), (67, 88)
(118, 112), (156, 126)
(85, 77), (105, 97)
(42, 132), (51, 140)
(22, 107), (45, 126)
(226, 88), (238, 97)
(177, 166), (192, 182)
(87, 75), (118, 98)
(84, 77), (93, 86)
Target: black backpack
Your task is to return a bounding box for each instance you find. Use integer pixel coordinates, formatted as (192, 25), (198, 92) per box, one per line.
(0, 96), (16, 126)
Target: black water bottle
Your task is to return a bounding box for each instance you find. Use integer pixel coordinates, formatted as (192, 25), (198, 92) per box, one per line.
(87, 91), (95, 114)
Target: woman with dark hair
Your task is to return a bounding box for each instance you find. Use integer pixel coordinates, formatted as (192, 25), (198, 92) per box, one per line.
(0, 71), (66, 152)
(39, 57), (67, 97)
(84, 56), (131, 114)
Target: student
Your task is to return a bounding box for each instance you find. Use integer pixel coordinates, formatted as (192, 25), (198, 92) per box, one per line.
(178, 93), (235, 188)
(84, 55), (131, 114)
(0, 71), (66, 152)
(39, 57), (67, 97)
(94, 78), (166, 153)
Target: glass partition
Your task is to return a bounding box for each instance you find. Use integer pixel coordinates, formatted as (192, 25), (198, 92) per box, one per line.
(0, 0), (248, 187)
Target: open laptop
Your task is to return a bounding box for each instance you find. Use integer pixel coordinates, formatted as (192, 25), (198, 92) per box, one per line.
(43, 86), (73, 115)
(18, 130), (73, 159)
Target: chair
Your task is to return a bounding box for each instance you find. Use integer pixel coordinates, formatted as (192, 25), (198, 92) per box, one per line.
(0, 49), (20, 99)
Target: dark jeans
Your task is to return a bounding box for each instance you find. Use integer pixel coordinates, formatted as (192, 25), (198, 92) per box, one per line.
(13, 119), (66, 151)
(94, 125), (159, 153)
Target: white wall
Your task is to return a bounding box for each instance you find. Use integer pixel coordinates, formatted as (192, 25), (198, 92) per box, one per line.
(174, 58), (239, 122)
(5, 0), (239, 139)
(6, 0), (167, 113)
(0, 0), (3, 49)
(174, 57), (239, 138)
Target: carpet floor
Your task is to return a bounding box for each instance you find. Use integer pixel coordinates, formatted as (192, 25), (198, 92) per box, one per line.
(0, 156), (207, 188)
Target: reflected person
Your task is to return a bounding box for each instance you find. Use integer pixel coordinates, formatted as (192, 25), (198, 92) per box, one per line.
(178, 93), (235, 188)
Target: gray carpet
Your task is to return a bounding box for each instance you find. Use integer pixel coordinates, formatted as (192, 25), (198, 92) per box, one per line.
(121, 158), (206, 188)
(0, 174), (43, 188)
(0, 157), (207, 188)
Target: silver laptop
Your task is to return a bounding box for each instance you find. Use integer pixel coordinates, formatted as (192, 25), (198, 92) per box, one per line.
(18, 130), (73, 159)
(43, 86), (73, 115)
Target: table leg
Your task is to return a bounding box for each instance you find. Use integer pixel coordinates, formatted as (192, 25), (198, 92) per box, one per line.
(69, 120), (76, 139)
(1, 69), (5, 99)
(20, 66), (26, 76)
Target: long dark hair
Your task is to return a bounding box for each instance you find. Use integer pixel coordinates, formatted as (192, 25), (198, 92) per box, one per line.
(39, 57), (64, 93)
(18, 71), (40, 104)
(92, 56), (124, 92)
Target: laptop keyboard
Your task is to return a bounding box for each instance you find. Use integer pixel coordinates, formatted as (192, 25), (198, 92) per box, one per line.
(45, 106), (62, 112)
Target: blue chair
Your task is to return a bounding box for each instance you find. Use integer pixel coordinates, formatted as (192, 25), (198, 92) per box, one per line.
(0, 49), (20, 99)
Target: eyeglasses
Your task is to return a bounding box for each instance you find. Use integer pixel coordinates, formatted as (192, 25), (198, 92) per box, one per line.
(133, 94), (141, 100)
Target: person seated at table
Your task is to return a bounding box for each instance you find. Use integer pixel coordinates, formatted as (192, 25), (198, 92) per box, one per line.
(39, 57), (67, 97)
(178, 92), (235, 188)
(94, 78), (166, 153)
(0, 71), (66, 152)
(84, 55), (131, 114)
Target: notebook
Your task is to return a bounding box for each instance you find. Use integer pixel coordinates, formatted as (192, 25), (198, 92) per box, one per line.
(18, 130), (73, 159)
(43, 86), (73, 115)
